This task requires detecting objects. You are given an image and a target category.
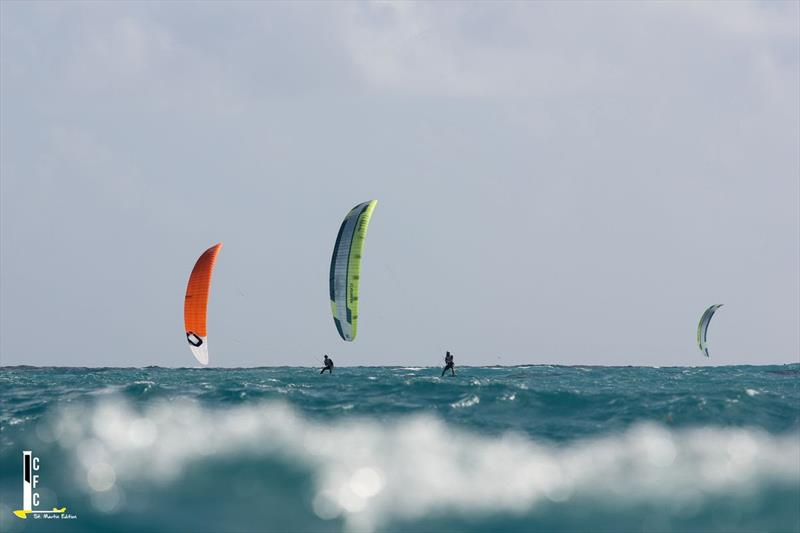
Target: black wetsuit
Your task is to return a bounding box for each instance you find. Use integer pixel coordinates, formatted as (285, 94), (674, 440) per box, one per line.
(321, 358), (334, 374)
(441, 356), (455, 377)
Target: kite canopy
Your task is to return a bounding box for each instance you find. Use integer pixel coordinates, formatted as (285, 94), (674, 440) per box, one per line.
(184, 243), (222, 365)
(697, 304), (723, 358)
(329, 200), (377, 341)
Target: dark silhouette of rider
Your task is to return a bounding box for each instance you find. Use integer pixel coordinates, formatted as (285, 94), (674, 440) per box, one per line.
(441, 351), (455, 377)
(321, 355), (334, 374)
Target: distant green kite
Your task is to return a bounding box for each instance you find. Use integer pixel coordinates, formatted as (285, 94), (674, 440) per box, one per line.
(329, 200), (377, 341)
(697, 304), (723, 357)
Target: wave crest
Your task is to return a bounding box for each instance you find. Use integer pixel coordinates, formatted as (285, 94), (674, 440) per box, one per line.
(46, 399), (799, 532)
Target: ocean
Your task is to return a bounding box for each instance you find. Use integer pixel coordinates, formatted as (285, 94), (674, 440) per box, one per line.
(1, 365), (798, 532)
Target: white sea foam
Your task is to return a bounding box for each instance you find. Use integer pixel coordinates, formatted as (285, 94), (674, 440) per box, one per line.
(450, 395), (481, 408)
(49, 399), (800, 532)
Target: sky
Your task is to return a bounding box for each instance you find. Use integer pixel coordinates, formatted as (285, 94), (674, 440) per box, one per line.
(1, 1), (798, 367)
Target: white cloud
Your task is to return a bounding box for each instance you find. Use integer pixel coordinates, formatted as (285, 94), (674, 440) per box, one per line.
(80, 16), (174, 80)
(339, 1), (798, 102)
(1, 1), (797, 365)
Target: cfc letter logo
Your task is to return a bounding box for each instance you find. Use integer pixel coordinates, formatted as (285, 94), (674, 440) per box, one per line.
(13, 451), (68, 519)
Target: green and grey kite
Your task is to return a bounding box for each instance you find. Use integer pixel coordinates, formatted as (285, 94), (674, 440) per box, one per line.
(329, 200), (377, 341)
(697, 304), (723, 357)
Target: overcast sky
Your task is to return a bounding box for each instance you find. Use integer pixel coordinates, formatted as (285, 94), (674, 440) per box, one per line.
(1, 1), (798, 367)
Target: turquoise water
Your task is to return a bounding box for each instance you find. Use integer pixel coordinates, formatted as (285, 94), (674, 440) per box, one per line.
(1, 365), (798, 532)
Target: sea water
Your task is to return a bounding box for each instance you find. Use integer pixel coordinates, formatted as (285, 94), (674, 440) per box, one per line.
(0, 365), (798, 532)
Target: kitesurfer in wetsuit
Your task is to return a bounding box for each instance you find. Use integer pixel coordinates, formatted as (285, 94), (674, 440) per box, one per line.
(321, 355), (334, 374)
(441, 351), (455, 377)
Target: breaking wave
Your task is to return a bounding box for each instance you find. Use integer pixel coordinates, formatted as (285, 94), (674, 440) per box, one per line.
(19, 398), (800, 532)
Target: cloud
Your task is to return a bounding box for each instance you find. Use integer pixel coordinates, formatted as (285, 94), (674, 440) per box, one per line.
(339, 1), (798, 102)
(1, 1), (797, 365)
